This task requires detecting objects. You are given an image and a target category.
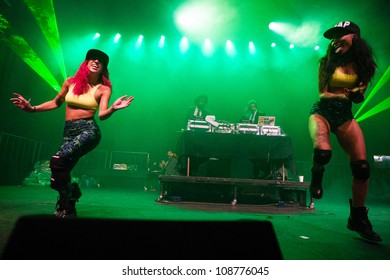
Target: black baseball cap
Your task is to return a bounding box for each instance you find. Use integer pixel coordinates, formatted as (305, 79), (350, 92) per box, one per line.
(85, 49), (109, 67)
(323, 21), (360, 39)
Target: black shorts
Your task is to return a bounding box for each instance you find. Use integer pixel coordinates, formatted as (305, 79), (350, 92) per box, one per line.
(309, 99), (353, 133)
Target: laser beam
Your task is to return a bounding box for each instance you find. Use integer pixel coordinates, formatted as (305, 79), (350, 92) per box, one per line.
(354, 66), (390, 119)
(24, 0), (67, 80)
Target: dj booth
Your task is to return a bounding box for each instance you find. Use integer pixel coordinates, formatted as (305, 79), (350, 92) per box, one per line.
(157, 131), (311, 206)
(176, 130), (295, 178)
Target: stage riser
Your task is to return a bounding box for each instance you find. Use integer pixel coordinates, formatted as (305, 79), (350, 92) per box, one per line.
(158, 176), (310, 206)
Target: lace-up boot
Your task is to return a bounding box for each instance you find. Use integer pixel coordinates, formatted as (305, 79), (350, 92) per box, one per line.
(347, 199), (382, 242)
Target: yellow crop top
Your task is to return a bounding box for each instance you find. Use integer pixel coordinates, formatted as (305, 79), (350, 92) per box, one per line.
(65, 84), (100, 111)
(328, 68), (358, 89)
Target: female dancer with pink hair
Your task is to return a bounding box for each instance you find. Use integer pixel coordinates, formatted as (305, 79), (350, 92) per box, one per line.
(11, 49), (134, 218)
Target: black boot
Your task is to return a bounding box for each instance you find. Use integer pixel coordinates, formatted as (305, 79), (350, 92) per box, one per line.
(66, 183), (82, 218)
(347, 199), (382, 242)
(66, 200), (77, 218)
(54, 183), (82, 218)
(69, 182), (82, 201)
(54, 189), (68, 218)
(310, 168), (324, 199)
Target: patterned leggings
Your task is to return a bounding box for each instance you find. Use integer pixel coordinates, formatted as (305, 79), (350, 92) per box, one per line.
(50, 117), (101, 190)
(57, 117), (101, 160)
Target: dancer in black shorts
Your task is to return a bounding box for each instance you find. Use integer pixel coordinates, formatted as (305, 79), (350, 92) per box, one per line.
(308, 21), (381, 242)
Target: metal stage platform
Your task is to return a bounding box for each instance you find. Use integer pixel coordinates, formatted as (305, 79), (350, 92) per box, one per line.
(157, 175), (312, 207)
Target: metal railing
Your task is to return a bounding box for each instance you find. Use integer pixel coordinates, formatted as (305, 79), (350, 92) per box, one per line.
(0, 132), (150, 185)
(0, 132), (57, 185)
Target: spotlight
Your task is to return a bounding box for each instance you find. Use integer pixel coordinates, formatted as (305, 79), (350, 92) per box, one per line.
(268, 21), (321, 48)
(174, 0), (237, 45)
(271, 42), (276, 48)
(158, 35), (165, 48)
(93, 33), (100, 40)
(179, 36), (189, 54)
(114, 33), (121, 43)
(248, 41), (256, 54)
(136, 35), (144, 49)
(268, 22), (280, 32)
(202, 38), (214, 56)
(225, 39), (236, 56)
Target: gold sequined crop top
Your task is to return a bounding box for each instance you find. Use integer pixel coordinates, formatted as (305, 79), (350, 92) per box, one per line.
(328, 67), (358, 89)
(65, 84), (100, 111)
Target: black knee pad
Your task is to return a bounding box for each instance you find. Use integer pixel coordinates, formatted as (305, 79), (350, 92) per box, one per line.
(350, 160), (370, 180)
(49, 155), (73, 190)
(313, 149), (332, 165)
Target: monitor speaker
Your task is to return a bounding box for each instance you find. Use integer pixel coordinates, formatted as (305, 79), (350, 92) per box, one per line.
(2, 215), (283, 260)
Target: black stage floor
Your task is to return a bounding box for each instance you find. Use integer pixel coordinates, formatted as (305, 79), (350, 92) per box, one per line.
(0, 177), (389, 260)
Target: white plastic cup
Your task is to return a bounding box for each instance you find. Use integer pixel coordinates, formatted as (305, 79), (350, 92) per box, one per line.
(298, 175), (304, 183)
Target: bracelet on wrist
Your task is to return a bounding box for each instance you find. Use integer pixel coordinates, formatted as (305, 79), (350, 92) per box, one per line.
(32, 106), (37, 113)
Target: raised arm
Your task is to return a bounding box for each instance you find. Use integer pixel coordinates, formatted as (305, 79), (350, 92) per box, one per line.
(10, 79), (70, 113)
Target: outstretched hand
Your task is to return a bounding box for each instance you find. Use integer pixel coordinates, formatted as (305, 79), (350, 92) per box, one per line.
(10, 93), (35, 112)
(112, 95), (134, 111)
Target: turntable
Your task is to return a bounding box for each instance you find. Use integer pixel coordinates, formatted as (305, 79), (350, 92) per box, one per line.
(187, 120), (212, 132)
(236, 123), (259, 135)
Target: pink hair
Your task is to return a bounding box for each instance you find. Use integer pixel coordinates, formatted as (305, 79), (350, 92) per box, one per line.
(69, 61), (112, 95)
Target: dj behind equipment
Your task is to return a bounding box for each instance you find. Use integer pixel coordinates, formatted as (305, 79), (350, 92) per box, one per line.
(186, 114), (284, 136)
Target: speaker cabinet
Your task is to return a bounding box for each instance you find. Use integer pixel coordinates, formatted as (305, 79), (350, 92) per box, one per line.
(2, 215), (283, 260)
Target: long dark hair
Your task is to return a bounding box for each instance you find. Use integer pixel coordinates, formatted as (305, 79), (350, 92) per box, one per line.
(318, 36), (377, 92)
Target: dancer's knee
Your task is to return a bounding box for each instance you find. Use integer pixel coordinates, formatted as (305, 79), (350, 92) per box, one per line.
(49, 155), (72, 190)
(350, 160), (370, 180)
(313, 148), (332, 165)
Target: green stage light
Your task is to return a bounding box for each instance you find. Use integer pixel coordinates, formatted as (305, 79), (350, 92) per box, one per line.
(268, 22), (281, 32)
(158, 35), (165, 48)
(225, 40), (236, 57)
(93, 33), (100, 40)
(135, 35), (143, 49)
(289, 43), (295, 49)
(114, 33), (121, 43)
(269, 21), (321, 48)
(0, 13), (60, 92)
(179, 36), (189, 54)
(24, 0), (67, 81)
(248, 41), (256, 55)
(202, 38), (214, 56)
(356, 97), (390, 123)
(314, 45), (320, 51)
(271, 42), (276, 48)
(174, 0), (236, 45)
(355, 66), (390, 122)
